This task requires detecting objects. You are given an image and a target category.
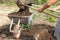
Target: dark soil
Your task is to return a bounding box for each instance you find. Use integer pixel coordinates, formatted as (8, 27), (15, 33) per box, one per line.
(0, 6), (57, 40)
(8, 8), (32, 17)
(0, 23), (56, 40)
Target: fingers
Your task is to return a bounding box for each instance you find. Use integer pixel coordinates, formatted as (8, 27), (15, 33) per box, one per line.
(38, 8), (43, 13)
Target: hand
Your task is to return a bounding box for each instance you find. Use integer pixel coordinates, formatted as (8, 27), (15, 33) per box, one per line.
(38, 8), (43, 13)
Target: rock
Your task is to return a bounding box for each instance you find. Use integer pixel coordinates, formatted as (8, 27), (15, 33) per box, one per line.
(0, 34), (6, 38)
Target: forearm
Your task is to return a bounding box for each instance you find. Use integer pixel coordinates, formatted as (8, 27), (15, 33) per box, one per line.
(42, 0), (57, 10)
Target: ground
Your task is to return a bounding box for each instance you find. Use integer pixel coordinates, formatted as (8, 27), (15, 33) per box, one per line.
(0, 4), (57, 40)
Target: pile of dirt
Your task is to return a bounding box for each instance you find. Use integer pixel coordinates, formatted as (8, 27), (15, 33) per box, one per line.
(0, 23), (56, 40)
(0, 11), (57, 40)
(31, 24), (56, 40)
(8, 7), (32, 17)
(9, 12), (32, 16)
(0, 3), (57, 40)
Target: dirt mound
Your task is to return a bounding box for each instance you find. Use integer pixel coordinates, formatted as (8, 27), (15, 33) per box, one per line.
(8, 7), (32, 17)
(0, 16), (56, 40)
(0, 23), (56, 40)
(0, 5), (56, 40)
(31, 24), (56, 40)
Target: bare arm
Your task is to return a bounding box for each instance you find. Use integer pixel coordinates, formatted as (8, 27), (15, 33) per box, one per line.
(42, 0), (58, 10)
(38, 0), (58, 12)
(47, 0), (57, 6)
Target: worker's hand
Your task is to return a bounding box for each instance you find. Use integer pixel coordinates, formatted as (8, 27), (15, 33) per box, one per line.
(38, 8), (43, 13)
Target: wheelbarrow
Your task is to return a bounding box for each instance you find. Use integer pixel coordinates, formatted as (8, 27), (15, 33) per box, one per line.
(8, 12), (34, 39)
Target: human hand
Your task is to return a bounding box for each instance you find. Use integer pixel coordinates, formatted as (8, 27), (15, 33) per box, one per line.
(38, 8), (43, 13)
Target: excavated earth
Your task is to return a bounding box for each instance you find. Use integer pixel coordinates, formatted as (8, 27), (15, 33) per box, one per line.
(0, 16), (57, 40)
(0, 7), (57, 40)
